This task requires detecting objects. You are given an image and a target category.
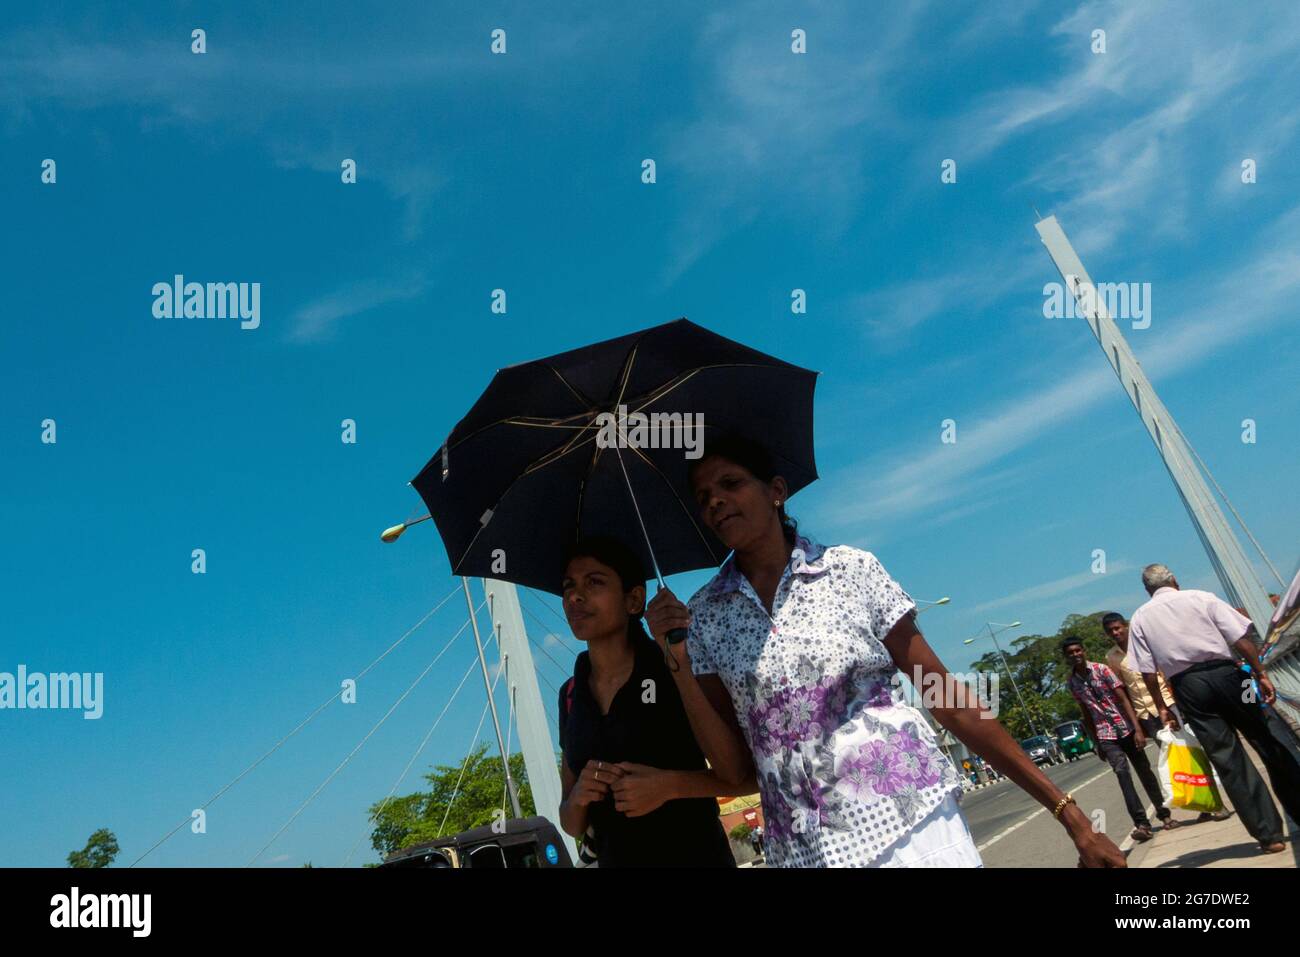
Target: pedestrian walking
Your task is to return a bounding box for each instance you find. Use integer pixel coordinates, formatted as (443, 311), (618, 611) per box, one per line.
(1063, 636), (1176, 842)
(1102, 612), (1176, 739)
(555, 537), (738, 867)
(1128, 565), (1300, 854)
(1103, 610), (1230, 824)
(644, 433), (1126, 867)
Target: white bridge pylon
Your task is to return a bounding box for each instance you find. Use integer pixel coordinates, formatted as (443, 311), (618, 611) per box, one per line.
(481, 578), (578, 863)
(1035, 215), (1275, 633)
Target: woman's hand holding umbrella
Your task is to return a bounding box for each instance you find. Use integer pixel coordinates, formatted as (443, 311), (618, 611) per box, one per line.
(646, 588), (692, 672)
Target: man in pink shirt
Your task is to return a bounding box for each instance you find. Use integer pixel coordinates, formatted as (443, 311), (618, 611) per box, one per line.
(1128, 564), (1300, 854)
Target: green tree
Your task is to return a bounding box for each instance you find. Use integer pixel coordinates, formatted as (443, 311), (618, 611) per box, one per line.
(367, 745), (536, 859)
(68, 828), (119, 868)
(968, 611), (1117, 740)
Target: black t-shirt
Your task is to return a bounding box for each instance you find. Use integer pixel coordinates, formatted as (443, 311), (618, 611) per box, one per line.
(558, 634), (735, 868)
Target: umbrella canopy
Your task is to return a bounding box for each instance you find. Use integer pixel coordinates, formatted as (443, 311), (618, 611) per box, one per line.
(412, 318), (818, 596)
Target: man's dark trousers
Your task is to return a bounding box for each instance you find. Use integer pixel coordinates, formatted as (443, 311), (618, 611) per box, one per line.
(1098, 731), (1169, 829)
(1169, 660), (1300, 844)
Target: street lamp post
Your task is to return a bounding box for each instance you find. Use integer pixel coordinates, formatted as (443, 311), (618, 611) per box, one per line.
(964, 620), (1042, 738)
(915, 596), (951, 615)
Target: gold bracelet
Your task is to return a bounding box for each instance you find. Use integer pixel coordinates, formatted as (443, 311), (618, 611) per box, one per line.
(1052, 794), (1076, 819)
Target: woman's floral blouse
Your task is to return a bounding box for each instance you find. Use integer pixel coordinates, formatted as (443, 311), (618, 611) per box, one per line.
(687, 534), (962, 866)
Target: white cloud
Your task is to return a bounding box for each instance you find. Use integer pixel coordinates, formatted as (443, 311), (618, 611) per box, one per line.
(829, 201), (1300, 528)
(655, 2), (931, 285)
(931, 1), (1300, 257)
(970, 562), (1133, 615)
(288, 273), (431, 344)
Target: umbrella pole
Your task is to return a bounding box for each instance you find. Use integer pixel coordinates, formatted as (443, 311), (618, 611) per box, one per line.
(611, 445), (688, 645)
(610, 445), (667, 588)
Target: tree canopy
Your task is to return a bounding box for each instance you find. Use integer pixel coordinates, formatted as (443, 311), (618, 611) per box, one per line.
(367, 745), (536, 860)
(68, 828), (119, 868)
(967, 611), (1115, 739)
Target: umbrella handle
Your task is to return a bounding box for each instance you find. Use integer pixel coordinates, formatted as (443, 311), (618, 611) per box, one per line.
(666, 627), (687, 646)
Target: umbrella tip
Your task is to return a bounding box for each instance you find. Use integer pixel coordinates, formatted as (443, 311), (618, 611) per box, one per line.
(381, 523), (406, 543)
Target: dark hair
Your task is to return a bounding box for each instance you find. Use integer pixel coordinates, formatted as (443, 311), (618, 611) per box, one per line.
(562, 536), (652, 645)
(687, 433), (800, 548)
(1100, 612), (1126, 630)
(1060, 635), (1085, 654)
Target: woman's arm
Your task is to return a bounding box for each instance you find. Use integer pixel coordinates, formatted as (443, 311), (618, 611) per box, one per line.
(645, 589), (755, 788)
(670, 671), (755, 788)
(611, 764), (760, 817)
(883, 615), (1126, 867)
(558, 761), (588, 838)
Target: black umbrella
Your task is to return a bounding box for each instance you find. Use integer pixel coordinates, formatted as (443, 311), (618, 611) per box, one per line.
(411, 318), (818, 632)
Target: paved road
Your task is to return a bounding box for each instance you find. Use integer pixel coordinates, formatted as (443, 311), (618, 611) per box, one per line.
(961, 748), (1161, 867)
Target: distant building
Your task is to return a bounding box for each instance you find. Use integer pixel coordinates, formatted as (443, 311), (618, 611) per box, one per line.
(717, 793), (763, 834)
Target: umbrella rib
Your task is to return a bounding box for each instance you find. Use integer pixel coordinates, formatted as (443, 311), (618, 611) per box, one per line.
(620, 436), (728, 564)
(546, 363), (598, 411)
(505, 361), (810, 476)
(442, 362), (792, 455)
(442, 358), (811, 569)
(619, 361), (801, 416)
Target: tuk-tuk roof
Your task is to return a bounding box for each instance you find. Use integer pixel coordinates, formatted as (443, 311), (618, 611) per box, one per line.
(383, 815), (562, 864)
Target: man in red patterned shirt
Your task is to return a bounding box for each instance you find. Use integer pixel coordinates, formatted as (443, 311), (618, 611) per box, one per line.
(1063, 636), (1178, 842)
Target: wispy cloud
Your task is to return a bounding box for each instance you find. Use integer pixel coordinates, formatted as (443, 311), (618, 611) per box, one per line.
(970, 562), (1133, 615)
(288, 272), (431, 343)
(655, 2), (932, 285)
(829, 200), (1300, 529)
(847, 255), (1043, 346)
(940, 0), (1300, 256)
(0, 15), (599, 237)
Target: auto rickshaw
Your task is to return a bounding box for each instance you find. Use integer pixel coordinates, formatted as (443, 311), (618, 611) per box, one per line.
(379, 815), (572, 868)
(1054, 720), (1095, 760)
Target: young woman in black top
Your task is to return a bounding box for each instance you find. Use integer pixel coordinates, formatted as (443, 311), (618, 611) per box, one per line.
(556, 536), (744, 867)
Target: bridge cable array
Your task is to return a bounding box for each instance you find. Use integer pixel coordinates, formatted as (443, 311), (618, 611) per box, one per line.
(127, 583), (464, 867)
(247, 599), (485, 866)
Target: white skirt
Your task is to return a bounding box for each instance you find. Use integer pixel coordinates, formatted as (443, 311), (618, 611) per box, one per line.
(873, 792), (983, 868)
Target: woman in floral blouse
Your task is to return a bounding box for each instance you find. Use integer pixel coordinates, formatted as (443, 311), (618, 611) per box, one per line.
(644, 434), (1126, 868)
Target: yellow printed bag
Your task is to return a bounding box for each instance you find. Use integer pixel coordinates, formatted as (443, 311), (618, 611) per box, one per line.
(1156, 727), (1224, 813)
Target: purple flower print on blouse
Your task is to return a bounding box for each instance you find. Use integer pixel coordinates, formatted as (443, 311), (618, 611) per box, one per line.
(839, 737), (913, 801)
(887, 724), (944, 789)
(835, 722), (946, 802)
(745, 669), (875, 757)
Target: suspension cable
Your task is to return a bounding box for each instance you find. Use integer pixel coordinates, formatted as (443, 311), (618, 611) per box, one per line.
(246, 601), (483, 866)
(342, 648), (489, 867)
(127, 584), (461, 867)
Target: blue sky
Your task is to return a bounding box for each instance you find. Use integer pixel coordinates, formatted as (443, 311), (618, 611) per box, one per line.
(3, 1), (1298, 867)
